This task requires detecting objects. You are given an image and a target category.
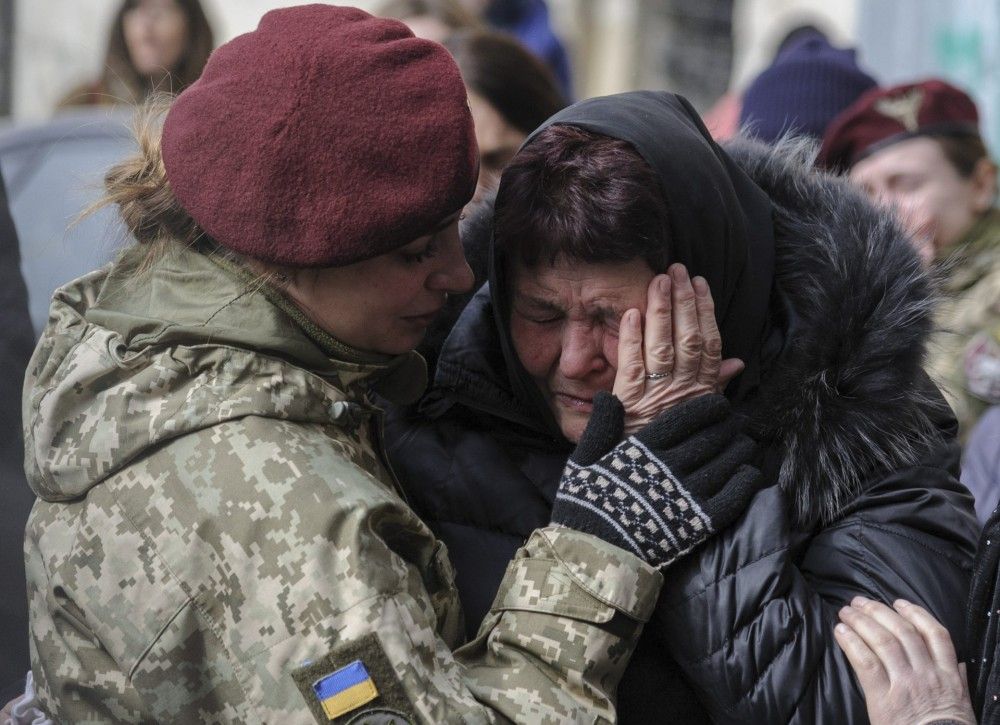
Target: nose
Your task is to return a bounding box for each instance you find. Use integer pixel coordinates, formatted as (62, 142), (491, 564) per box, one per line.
(427, 228), (475, 295)
(558, 321), (608, 381)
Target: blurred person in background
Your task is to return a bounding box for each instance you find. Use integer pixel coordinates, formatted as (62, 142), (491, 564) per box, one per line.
(58, 0), (214, 109)
(463, 0), (572, 99)
(0, 169), (36, 709)
(820, 79), (1000, 439)
(415, 28), (566, 375)
(702, 24), (874, 143)
(738, 27), (876, 144)
(444, 29), (566, 203)
(962, 326), (1000, 525)
(377, 0), (482, 42)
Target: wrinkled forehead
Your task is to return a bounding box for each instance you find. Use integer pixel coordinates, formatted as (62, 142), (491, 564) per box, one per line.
(510, 256), (655, 308)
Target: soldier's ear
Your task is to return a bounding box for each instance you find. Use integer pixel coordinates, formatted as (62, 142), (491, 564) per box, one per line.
(970, 157), (998, 213)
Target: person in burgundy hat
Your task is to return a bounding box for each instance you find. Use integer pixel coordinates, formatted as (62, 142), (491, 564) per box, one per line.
(820, 79), (1000, 440)
(12, 5), (714, 722)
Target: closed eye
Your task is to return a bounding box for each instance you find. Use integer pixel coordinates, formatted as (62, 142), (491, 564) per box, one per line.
(400, 235), (440, 265)
(513, 300), (564, 325)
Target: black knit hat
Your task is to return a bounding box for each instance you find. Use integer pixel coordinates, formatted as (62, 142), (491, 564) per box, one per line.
(739, 32), (877, 143)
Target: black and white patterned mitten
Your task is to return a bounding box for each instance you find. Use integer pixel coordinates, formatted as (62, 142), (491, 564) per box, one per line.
(550, 391), (761, 569)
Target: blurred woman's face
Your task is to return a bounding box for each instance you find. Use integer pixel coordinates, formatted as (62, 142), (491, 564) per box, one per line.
(849, 136), (996, 262)
(468, 91), (526, 202)
(123, 0), (190, 76)
(282, 217), (475, 356)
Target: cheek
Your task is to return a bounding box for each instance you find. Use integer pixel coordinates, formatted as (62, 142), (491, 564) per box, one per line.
(367, 269), (427, 317)
(123, 16), (143, 46)
(511, 318), (559, 378)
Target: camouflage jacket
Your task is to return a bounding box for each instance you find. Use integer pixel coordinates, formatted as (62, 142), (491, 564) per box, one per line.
(22, 245), (662, 724)
(926, 208), (1000, 437)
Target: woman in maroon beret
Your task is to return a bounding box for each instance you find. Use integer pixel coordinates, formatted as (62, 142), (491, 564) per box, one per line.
(14, 5), (720, 722)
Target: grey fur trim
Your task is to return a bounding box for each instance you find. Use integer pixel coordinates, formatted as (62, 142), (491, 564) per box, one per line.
(725, 136), (946, 527)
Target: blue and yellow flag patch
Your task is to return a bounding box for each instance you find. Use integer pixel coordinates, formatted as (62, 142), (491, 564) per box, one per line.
(312, 660), (379, 720)
(292, 634), (414, 723)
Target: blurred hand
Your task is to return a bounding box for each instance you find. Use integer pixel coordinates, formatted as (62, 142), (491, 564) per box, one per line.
(835, 596), (975, 725)
(613, 264), (743, 435)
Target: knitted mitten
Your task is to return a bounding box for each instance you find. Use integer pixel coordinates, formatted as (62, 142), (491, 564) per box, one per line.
(551, 391), (761, 569)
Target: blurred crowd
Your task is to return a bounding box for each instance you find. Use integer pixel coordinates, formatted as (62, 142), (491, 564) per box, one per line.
(0, 1), (998, 723)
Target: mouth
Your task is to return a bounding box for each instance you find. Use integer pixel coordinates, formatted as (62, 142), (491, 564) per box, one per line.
(401, 308), (443, 327)
(552, 392), (594, 413)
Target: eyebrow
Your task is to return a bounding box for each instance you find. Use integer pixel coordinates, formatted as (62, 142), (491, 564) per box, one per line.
(515, 293), (624, 320)
(514, 294), (563, 312)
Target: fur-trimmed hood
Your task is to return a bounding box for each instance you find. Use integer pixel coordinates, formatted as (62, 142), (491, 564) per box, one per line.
(426, 137), (952, 527)
(726, 137), (950, 525)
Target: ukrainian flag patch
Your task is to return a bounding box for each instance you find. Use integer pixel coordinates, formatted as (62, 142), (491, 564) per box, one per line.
(313, 660), (379, 720)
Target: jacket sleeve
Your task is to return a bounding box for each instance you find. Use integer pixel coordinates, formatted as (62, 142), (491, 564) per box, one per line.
(653, 463), (979, 724)
(31, 417), (661, 724)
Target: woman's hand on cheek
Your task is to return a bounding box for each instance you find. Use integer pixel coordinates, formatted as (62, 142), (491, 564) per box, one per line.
(613, 264), (744, 435)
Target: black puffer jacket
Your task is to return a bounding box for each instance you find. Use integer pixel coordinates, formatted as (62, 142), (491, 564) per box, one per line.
(385, 139), (980, 723)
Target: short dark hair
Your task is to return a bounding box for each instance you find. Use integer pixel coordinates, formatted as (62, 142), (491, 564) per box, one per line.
(494, 124), (671, 271)
(935, 133), (991, 178)
(443, 30), (566, 136)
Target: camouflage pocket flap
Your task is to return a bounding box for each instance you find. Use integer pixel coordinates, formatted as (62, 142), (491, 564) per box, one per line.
(490, 557), (616, 624)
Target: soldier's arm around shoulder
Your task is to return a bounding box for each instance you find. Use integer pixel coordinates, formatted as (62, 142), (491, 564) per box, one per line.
(111, 417), (662, 724)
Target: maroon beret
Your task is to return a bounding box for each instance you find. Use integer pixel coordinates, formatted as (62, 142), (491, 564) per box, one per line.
(161, 4), (477, 267)
(817, 79), (980, 171)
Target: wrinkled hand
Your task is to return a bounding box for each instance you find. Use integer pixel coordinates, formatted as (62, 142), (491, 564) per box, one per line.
(614, 264), (743, 435)
(835, 597), (975, 725)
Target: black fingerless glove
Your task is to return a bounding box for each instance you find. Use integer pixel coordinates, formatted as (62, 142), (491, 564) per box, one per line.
(550, 391), (762, 569)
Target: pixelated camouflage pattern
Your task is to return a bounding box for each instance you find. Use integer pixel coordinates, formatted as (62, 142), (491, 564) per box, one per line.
(926, 208), (1000, 437)
(23, 244), (662, 724)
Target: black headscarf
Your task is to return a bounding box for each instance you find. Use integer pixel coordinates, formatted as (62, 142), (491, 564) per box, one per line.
(489, 91), (777, 430)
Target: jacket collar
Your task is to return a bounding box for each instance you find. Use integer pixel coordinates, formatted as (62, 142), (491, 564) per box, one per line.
(87, 243), (426, 404)
(937, 208), (1000, 293)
